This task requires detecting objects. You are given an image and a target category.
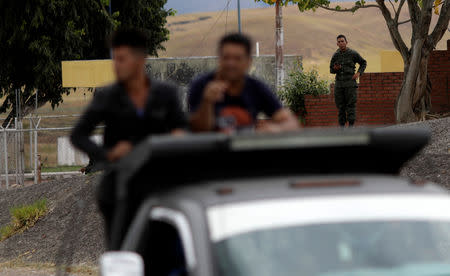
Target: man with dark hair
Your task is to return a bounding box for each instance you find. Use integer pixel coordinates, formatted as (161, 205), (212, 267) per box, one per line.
(330, 34), (367, 127)
(188, 33), (299, 133)
(70, 28), (186, 247)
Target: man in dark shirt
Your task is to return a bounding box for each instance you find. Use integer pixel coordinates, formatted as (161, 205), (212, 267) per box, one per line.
(188, 33), (299, 133)
(330, 34), (367, 127)
(70, 28), (186, 247)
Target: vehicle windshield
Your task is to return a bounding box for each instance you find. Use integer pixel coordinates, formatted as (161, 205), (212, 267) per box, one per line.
(214, 220), (450, 276)
(208, 195), (450, 276)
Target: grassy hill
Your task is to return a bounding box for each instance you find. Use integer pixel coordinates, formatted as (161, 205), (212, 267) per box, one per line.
(159, 2), (450, 77)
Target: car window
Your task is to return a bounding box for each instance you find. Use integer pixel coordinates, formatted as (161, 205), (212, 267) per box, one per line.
(214, 220), (450, 276)
(209, 195), (450, 276)
(139, 220), (188, 276)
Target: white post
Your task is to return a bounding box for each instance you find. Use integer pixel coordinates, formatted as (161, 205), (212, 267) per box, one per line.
(256, 42), (260, 57)
(275, 0), (285, 91)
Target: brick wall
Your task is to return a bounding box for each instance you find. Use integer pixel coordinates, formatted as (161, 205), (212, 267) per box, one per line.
(304, 40), (450, 127)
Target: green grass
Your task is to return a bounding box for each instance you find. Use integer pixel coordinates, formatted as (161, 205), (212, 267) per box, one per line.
(0, 199), (48, 241)
(41, 165), (82, 173)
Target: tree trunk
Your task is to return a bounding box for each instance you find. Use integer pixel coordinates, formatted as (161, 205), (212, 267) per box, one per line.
(395, 40), (432, 123)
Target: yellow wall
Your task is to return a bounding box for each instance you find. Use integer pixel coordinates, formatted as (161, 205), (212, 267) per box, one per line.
(62, 51), (405, 88)
(380, 51), (404, 72)
(62, 60), (115, 88)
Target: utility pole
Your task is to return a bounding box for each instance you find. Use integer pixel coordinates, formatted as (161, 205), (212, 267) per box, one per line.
(275, 0), (284, 90)
(237, 0), (242, 33)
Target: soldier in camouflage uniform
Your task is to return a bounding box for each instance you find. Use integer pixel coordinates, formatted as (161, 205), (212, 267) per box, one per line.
(330, 35), (367, 127)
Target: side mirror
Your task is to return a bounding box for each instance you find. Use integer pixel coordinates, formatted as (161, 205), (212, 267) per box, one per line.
(100, 251), (144, 276)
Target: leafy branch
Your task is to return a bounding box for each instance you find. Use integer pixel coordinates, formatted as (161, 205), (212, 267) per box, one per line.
(278, 62), (330, 120)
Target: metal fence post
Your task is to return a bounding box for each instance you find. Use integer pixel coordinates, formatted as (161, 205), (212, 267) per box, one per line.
(14, 117), (19, 186)
(0, 114), (99, 186)
(34, 127), (37, 184)
(17, 118), (24, 186)
(34, 118), (41, 185)
(3, 127), (9, 189)
(0, 128), (2, 188)
(37, 154), (41, 184)
(29, 117), (33, 171)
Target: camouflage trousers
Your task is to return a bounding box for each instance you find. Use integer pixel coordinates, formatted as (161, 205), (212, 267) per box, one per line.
(334, 86), (357, 126)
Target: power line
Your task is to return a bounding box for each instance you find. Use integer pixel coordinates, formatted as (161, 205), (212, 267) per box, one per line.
(225, 0), (231, 33)
(191, 0), (232, 56)
(162, 0), (233, 81)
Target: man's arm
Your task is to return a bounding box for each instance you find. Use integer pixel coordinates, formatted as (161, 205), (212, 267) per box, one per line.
(351, 51), (367, 80)
(255, 81), (300, 133)
(330, 53), (340, 74)
(355, 51), (367, 75)
(166, 84), (188, 133)
(189, 100), (216, 132)
(257, 108), (299, 133)
(70, 89), (108, 162)
(189, 80), (228, 132)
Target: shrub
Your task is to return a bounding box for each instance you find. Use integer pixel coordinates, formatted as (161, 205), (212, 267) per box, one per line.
(278, 62), (330, 122)
(0, 199), (48, 241)
(0, 224), (15, 240)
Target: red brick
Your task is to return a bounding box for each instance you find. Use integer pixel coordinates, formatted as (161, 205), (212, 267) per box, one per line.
(305, 43), (449, 127)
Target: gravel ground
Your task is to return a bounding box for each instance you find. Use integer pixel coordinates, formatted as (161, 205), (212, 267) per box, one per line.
(0, 268), (60, 276)
(0, 267), (95, 276)
(0, 268), (54, 276)
(0, 174), (104, 269)
(0, 117), (447, 275)
(395, 117), (450, 186)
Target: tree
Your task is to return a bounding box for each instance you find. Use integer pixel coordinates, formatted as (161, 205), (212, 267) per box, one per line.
(0, 0), (173, 126)
(256, 0), (450, 123)
(111, 0), (175, 57)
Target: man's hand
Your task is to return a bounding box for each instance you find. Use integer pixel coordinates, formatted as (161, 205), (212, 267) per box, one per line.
(333, 64), (341, 71)
(256, 122), (282, 133)
(171, 129), (186, 136)
(256, 109), (300, 133)
(107, 141), (133, 162)
(203, 81), (228, 104)
(352, 72), (361, 80)
(189, 80), (229, 132)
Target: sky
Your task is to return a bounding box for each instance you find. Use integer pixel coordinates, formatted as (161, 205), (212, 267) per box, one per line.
(165, 0), (269, 14)
(165, 0), (344, 14)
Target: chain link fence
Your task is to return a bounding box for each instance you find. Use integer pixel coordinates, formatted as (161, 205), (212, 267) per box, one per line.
(0, 115), (103, 189)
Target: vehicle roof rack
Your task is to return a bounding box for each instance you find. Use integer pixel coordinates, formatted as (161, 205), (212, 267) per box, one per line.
(112, 127), (430, 199)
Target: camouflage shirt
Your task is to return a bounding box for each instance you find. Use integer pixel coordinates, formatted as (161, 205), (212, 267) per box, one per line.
(330, 48), (367, 87)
